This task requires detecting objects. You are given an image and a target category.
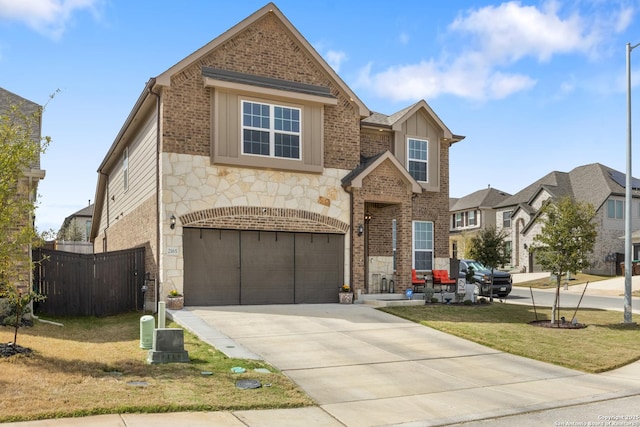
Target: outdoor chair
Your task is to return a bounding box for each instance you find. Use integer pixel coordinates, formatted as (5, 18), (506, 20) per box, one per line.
(432, 269), (456, 292)
(411, 269), (426, 293)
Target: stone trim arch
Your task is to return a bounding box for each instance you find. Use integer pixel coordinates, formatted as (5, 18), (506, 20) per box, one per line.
(179, 206), (349, 234)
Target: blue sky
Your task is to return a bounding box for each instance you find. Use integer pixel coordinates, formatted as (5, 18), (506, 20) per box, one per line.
(1, 0), (639, 233)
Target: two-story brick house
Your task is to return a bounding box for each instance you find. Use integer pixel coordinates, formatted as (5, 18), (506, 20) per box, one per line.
(0, 87), (46, 293)
(90, 3), (463, 308)
(449, 186), (511, 261)
(495, 163), (640, 275)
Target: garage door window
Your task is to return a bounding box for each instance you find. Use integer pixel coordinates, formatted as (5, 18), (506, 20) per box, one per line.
(413, 221), (433, 270)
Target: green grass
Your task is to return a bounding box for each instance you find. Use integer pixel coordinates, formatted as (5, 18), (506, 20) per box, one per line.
(380, 303), (640, 373)
(0, 312), (313, 423)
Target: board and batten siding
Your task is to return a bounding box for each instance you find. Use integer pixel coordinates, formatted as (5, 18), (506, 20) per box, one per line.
(212, 90), (324, 173)
(394, 110), (441, 192)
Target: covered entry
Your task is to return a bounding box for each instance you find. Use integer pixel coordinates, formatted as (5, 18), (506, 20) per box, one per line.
(183, 228), (344, 305)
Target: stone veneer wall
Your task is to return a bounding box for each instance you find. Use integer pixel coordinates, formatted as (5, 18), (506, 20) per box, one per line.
(161, 152), (351, 295)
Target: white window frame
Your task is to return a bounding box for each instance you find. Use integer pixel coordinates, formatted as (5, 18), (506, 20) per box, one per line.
(503, 210), (512, 228)
(241, 100), (302, 160)
(407, 137), (428, 182)
(412, 221), (433, 271)
(468, 210), (476, 226)
(455, 212), (462, 228)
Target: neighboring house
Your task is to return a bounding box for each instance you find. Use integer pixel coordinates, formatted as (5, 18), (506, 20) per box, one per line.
(90, 3), (463, 308)
(449, 186), (511, 261)
(0, 87), (46, 293)
(55, 203), (94, 253)
(495, 163), (640, 275)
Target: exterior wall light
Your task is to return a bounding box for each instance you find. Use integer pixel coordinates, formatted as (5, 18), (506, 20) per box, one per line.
(357, 224), (364, 236)
(170, 214), (176, 229)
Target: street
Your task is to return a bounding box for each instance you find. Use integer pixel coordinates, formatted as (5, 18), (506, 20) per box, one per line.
(508, 286), (640, 315)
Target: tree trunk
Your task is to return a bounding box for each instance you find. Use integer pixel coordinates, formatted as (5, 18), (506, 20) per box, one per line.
(551, 273), (562, 327)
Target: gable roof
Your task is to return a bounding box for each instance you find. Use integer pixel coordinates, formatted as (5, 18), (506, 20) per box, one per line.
(361, 100), (465, 145)
(0, 87), (40, 111)
(156, 2), (369, 117)
(341, 151), (423, 194)
(495, 163), (640, 214)
(450, 187), (511, 212)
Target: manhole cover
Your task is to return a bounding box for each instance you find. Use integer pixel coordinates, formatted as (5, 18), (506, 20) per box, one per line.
(236, 379), (261, 389)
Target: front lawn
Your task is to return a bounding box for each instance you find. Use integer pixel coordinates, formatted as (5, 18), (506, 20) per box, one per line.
(0, 312), (313, 422)
(380, 303), (640, 373)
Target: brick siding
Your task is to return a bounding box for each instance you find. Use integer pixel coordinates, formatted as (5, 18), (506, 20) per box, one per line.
(162, 13), (361, 171)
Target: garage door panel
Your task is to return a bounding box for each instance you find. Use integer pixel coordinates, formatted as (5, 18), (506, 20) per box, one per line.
(295, 233), (343, 303)
(184, 229), (240, 305)
(241, 231), (294, 304)
(184, 228), (343, 306)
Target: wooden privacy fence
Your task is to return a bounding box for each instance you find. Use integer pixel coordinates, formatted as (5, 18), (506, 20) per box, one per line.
(32, 247), (145, 316)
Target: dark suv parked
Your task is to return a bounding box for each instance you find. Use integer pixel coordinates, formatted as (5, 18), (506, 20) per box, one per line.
(459, 259), (512, 298)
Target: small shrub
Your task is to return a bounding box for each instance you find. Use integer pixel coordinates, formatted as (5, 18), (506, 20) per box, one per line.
(430, 297), (439, 303)
(478, 297), (489, 304)
(424, 288), (435, 301)
(463, 299), (473, 306)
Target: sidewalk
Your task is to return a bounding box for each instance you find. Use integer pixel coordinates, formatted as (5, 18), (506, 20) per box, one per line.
(511, 271), (640, 296)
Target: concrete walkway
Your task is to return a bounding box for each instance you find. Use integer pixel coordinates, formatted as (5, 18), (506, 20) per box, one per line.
(5, 277), (640, 426)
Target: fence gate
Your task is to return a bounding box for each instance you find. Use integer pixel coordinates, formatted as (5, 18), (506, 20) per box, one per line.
(32, 247), (145, 316)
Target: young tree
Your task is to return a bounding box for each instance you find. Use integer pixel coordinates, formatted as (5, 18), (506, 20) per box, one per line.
(468, 225), (510, 302)
(0, 92), (52, 348)
(532, 197), (597, 326)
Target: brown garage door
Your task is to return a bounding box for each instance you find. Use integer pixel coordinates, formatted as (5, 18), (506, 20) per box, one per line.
(183, 228), (343, 305)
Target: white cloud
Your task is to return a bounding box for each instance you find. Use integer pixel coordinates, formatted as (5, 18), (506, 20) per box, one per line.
(449, 1), (591, 63)
(358, 54), (536, 102)
(0, 0), (102, 39)
(355, 1), (632, 103)
(325, 50), (347, 72)
(398, 32), (410, 45)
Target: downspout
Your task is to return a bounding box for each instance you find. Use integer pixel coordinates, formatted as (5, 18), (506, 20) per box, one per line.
(148, 79), (161, 314)
(349, 190), (354, 295)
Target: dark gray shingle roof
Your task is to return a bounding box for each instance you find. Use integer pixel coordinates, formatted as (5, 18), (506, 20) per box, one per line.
(450, 187), (511, 212)
(495, 163), (640, 212)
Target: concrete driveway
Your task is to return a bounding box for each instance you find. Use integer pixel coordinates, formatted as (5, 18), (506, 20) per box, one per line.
(174, 304), (640, 427)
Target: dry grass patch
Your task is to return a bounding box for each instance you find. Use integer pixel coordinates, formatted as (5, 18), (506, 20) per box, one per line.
(0, 312), (313, 422)
(381, 304), (640, 373)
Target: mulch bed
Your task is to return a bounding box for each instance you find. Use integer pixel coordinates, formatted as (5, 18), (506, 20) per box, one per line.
(528, 320), (586, 329)
(0, 343), (33, 358)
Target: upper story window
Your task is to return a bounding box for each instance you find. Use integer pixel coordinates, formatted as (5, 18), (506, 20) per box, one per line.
(503, 210), (512, 228)
(455, 212), (463, 228)
(468, 210), (476, 226)
(607, 199), (623, 219)
(242, 100), (301, 160)
(452, 210), (478, 229)
(407, 138), (428, 182)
